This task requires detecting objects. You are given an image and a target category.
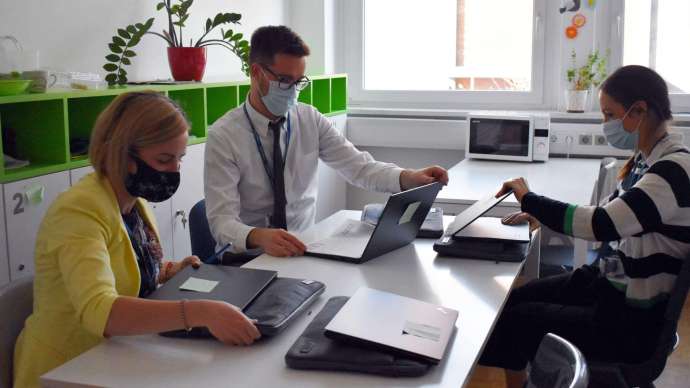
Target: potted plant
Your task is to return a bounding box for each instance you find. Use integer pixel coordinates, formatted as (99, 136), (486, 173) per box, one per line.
(103, 0), (250, 85)
(565, 49), (608, 113)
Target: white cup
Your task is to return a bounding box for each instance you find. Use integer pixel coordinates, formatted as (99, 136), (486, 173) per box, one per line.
(21, 70), (57, 93)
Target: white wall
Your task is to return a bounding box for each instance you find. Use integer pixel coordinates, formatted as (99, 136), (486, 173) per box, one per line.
(0, 0), (287, 82)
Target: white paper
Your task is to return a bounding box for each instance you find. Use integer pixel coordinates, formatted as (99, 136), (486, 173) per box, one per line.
(179, 277), (219, 293)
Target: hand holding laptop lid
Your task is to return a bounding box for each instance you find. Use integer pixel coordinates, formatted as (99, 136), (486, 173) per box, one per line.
(496, 176), (530, 203)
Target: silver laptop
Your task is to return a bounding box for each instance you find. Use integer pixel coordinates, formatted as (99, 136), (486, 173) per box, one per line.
(324, 287), (459, 363)
(305, 182), (443, 263)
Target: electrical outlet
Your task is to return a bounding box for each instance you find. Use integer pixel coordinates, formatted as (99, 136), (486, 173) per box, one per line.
(550, 134), (559, 143)
(594, 134), (607, 146)
(578, 134), (593, 145)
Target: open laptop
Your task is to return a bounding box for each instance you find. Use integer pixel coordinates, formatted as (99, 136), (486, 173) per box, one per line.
(305, 182), (443, 263)
(324, 287), (458, 364)
(434, 190), (530, 262)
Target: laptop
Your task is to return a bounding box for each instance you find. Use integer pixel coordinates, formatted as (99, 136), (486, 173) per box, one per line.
(148, 265), (277, 309)
(305, 182), (443, 263)
(324, 287), (459, 364)
(433, 190), (530, 262)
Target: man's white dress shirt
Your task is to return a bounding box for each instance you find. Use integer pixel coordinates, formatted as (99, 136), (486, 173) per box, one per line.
(204, 101), (403, 251)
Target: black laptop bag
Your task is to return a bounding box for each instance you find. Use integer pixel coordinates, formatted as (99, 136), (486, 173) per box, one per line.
(285, 296), (432, 377)
(159, 277), (325, 337)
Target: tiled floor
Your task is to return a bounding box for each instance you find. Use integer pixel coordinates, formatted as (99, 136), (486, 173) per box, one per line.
(467, 296), (690, 387)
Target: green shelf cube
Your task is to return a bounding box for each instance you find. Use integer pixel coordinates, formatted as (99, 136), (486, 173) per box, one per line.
(67, 95), (116, 158)
(298, 82), (313, 105)
(168, 88), (206, 139)
(238, 84), (251, 104)
(331, 76), (347, 112)
(206, 86), (238, 126)
(0, 99), (68, 180)
(312, 79), (331, 114)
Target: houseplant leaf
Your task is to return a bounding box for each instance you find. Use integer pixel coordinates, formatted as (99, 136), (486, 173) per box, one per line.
(112, 36), (126, 46)
(103, 63), (118, 72)
(123, 50), (137, 58)
(105, 54), (120, 62)
(108, 43), (123, 53)
(118, 29), (131, 39)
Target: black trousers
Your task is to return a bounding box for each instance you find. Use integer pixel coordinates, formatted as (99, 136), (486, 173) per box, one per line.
(479, 265), (664, 371)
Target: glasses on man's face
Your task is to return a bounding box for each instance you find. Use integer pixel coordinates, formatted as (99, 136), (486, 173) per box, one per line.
(261, 65), (311, 91)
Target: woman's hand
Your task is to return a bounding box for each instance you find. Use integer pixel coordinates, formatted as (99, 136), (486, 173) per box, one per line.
(496, 177), (530, 203)
(501, 211), (540, 232)
(161, 256), (202, 283)
(187, 300), (261, 346)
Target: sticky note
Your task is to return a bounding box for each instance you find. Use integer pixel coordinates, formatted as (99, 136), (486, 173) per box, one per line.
(398, 201), (421, 225)
(402, 321), (441, 342)
(179, 277), (218, 293)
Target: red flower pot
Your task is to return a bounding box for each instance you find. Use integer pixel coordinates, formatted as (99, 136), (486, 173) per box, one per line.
(167, 47), (207, 82)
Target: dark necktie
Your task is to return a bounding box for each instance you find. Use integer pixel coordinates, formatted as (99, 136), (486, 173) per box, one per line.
(269, 118), (287, 229)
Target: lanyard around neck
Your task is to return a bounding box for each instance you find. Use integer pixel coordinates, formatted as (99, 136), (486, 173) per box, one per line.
(243, 102), (291, 185)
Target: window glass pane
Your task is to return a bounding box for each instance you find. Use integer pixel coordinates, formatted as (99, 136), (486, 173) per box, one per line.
(623, 0), (690, 93)
(363, 0), (534, 91)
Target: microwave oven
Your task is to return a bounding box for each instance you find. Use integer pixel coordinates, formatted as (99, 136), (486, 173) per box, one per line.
(465, 113), (550, 162)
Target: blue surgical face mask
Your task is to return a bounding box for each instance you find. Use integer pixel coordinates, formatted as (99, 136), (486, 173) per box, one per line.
(602, 105), (642, 150)
(260, 71), (298, 117)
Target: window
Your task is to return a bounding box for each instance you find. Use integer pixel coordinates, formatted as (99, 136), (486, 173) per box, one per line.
(622, 0), (690, 96)
(364, 0), (534, 92)
(341, 0), (546, 108)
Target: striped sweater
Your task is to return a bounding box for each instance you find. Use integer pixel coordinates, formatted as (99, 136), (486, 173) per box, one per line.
(522, 133), (690, 307)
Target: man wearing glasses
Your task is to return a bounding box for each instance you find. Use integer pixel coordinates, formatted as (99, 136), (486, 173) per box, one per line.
(204, 25), (448, 258)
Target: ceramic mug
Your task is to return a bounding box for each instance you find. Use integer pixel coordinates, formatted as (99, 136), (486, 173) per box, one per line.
(21, 70), (57, 93)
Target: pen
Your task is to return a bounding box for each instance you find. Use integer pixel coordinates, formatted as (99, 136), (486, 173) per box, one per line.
(208, 243), (231, 265)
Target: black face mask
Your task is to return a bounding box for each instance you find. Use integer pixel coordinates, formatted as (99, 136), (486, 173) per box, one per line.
(125, 156), (180, 202)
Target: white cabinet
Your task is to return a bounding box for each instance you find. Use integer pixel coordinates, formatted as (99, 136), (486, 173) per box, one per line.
(170, 143), (206, 260)
(4, 171), (70, 280)
(316, 114), (348, 221)
(0, 186), (9, 287)
(69, 166), (94, 185)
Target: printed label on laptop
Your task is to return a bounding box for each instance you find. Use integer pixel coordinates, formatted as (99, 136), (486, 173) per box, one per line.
(398, 201), (421, 225)
(402, 321), (441, 342)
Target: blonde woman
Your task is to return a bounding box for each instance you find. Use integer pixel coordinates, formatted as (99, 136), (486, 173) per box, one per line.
(14, 92), (260, 388)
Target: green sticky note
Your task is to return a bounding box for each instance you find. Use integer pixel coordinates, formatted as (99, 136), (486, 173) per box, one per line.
(25, 184), (45, 206)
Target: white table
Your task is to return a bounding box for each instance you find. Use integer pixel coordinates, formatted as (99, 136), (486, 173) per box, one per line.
(42, 210), (533, 388)
(435, 157), (601, 268)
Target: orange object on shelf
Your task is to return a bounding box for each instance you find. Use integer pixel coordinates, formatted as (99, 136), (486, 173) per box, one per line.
(565, 26), (578, 39)
(572, 13), (587, 28)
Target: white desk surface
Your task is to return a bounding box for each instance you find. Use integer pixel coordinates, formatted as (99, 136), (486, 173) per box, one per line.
(42, 210), (525, 388)
(437, 157), (601, 207)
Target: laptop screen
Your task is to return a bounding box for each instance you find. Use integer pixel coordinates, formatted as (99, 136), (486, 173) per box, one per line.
(444, 191), (513, 237)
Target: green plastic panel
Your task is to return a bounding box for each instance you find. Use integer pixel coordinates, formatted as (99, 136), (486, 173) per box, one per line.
(168, 88), (206, 138)
(298, 82), (312, 105)
(312, 79), (331, 114)
(238, 84), (250, 104)
(67, 95), (116, 158)
(331, 76), (347, 112)
(206, 86), (238, 126)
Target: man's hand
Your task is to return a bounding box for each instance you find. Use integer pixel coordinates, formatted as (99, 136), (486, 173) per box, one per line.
(247, 228), (306, 257)
(399, 165), (449, 190)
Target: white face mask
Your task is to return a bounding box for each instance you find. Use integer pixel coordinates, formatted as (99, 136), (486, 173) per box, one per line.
(259, 68), (298, 117)
(602, 105), (642, 150)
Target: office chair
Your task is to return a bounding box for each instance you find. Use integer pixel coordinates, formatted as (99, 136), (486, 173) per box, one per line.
(188, 199), (262, 266)
(588, 253), (690, 387)
(0, 276), (33, 388)
(526, 333), (589, 388)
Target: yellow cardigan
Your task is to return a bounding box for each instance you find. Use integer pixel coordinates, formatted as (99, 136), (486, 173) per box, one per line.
(13, 173), (160, 388)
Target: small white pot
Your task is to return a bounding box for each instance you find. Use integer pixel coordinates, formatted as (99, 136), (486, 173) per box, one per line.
(565, 89), (589, 113)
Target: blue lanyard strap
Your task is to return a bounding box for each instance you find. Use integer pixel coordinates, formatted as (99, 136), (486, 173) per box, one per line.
(243, 103), (291, 185)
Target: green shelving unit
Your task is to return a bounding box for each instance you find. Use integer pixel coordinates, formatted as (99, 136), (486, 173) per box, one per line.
(0, 74), (347, 183)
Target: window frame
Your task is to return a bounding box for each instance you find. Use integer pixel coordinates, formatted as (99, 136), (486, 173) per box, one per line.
(609, 0), (690, 111)
(339, 0), (548, 110)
